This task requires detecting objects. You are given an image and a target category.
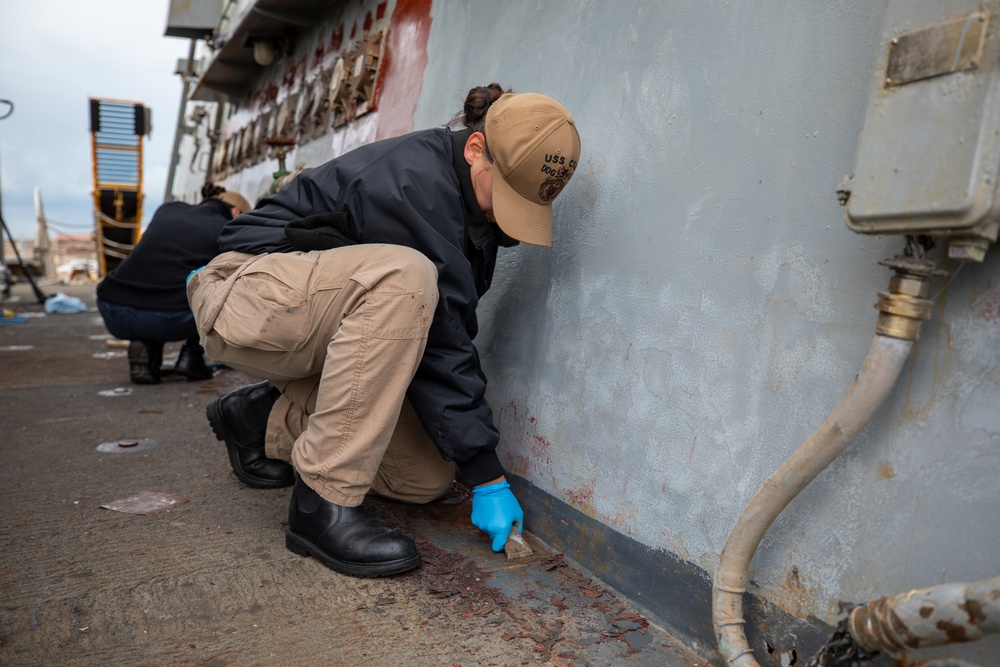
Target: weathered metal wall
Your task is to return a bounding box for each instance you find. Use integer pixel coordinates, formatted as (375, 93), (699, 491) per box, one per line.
(171, 1), (1000, 663)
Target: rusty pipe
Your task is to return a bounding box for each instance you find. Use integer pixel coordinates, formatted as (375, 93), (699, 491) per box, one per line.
(712, 257), (941, 667)
(848, 576), (1000, 653)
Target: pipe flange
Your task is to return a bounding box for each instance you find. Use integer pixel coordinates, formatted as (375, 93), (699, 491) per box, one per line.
(878, 256), (948, 279)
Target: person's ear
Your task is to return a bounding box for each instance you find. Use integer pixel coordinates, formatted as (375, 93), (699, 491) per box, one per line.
(231, 206), (241, 218)
(464, 132), (486, 165)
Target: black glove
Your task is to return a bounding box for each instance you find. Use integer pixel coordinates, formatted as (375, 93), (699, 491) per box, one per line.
(284, 212), (358, 252)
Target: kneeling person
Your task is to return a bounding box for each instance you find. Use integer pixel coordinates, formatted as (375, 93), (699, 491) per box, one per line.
(189, 86), (581, 577)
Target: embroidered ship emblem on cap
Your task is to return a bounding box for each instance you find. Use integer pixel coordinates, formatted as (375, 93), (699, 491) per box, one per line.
(539, 166), (573, 202)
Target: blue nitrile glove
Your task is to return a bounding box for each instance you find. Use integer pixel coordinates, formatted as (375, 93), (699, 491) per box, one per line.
(186, 266), (205, 284)
(471, 480), (524, 552)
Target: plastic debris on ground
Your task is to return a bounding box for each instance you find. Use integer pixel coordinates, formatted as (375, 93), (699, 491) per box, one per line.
(44, 293), (87, 314)
(99, 387), (133, 397)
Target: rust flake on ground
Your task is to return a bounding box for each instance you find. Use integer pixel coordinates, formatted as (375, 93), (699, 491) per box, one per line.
(365, 491), (660, 663)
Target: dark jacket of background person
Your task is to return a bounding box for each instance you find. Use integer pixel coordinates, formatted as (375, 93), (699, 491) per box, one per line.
(216, 127), (517, 486)
(98, 198), (234, 311)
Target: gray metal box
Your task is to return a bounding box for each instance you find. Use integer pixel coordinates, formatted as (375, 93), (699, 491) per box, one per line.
(843, 2), (1000, 261)
(165, 0), (224, 40)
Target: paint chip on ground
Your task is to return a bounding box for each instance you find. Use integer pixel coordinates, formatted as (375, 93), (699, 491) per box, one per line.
(101, 492), (189, 516)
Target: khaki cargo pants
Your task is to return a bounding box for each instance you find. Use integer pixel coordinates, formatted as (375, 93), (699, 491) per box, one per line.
(187, 246), (457, 507)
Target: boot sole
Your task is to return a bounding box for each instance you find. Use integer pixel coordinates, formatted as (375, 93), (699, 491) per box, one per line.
(206, 399), (294, 489)
(285, 527), (421, 577)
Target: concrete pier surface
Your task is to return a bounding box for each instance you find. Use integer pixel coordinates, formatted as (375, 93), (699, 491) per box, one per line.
(0, 281), (713, 667)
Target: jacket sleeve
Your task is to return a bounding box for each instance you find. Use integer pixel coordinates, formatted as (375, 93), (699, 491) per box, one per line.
(217, 167), (361, 254)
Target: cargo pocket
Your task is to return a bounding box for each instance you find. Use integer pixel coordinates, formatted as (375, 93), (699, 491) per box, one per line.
(212, 262), (309, 353)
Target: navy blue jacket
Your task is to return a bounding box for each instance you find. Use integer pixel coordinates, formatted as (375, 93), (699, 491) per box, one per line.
(217, 127), (515, 486)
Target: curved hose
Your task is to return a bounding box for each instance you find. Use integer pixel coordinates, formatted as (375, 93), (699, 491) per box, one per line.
(712, 334), (914, 666)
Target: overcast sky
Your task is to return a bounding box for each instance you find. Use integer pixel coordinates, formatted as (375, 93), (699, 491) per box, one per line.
(0, 0), (193, 241)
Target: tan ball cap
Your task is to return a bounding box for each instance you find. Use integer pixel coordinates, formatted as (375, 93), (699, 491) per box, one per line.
(486, 93), (581, 246)
(216, 191), (252, 215)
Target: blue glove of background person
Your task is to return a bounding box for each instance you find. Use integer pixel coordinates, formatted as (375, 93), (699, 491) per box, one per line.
(471, 480), (524, 552)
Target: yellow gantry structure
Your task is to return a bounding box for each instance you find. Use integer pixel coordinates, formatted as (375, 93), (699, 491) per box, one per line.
(88, 97), (151, 277)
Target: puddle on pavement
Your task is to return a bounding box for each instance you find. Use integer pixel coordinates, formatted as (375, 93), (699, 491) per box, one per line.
(96, 438), (155, 453)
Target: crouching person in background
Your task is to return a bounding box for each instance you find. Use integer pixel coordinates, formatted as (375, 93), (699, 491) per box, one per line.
(96, 184), (252, 384)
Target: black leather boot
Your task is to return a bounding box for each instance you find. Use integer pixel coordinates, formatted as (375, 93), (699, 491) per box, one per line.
(286, 475), (420, 577)
(174, 340), (214, 381)
(206, 381), (294, 488)
(128, 340), (162, 385)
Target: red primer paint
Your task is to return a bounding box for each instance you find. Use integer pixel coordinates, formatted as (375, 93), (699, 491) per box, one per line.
(330, 24), (344, 51)
(510, 454), (530, 475)
(497, 400), (552, 476)
(374, 0), (433, 141)
(564, 480), (596, 513)
(972, 288), (1000, 323)
(261, 83), (279, 107)
(281, 60), (302, 89)
(364, 11), (374, 32)
(531, 434), (550, 461)
(350, 22), (357, 40)
(376, 1), (387, 21)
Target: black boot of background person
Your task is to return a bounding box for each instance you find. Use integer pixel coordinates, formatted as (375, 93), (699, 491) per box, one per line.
(285, 474), (421, 577)
(174, 339), (214, 381)
(206, 381), (294, 488)
(128, 340), (163, 385)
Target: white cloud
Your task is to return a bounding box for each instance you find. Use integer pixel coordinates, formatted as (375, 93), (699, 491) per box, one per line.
(0, 0), (192, 240)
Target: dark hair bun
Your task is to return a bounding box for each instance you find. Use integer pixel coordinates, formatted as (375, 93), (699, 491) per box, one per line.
(201, 182), (226, 199)
(448, 83), (512, 133)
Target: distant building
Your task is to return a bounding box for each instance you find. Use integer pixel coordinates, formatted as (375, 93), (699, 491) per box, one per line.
(3, 233), (97, 282)
(1, 237), (40, 278)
